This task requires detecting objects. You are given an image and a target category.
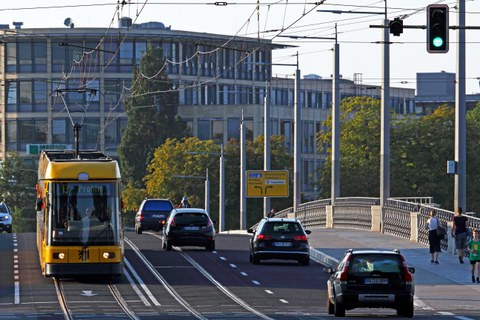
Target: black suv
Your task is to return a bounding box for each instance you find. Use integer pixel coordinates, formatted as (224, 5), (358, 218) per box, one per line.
(326, 249), (415, 318)
(134, 198), (174, 234)
(162, 208), (215, 251)
(248, 218), (311, 266)
(0, 202), (12, 233)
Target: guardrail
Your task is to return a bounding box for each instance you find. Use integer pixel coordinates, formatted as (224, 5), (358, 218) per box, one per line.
(272, 197), (480, 255)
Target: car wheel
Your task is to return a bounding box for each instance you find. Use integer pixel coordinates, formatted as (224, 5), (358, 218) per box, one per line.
(206, 241), (215, 251)
(7, 227), (12, 234)
(396, 302), (414, 318)
(299, 256), (310, 266)
(333, 299), (345, 317)
(252, 254), (260, 265)
(135, 225), (142, 235)
(327, 298), (334, 315)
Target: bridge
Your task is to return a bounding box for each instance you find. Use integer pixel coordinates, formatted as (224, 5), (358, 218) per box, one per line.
(274, 197), (480, 254)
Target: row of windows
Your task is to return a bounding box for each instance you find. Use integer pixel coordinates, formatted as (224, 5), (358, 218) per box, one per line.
(3, 118), (126, 152)
(5, 39), (271, 81)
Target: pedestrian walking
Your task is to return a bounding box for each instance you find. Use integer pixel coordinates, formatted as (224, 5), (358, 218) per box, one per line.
(426, 210), (441, 264)
(452, 207), (469, 264)
(467, 229), (480, 283)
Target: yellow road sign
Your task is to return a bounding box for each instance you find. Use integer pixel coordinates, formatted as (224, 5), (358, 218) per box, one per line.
(246, 170), (289, 197)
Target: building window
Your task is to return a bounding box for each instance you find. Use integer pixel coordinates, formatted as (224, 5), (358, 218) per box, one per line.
(6, 82), (17, 112)
(18, 42), (32, 73)
(19, 81), (33, 112)
(6, 121), (17, 151)
(34, 41), (47, 72)
(33, 80), (48, 112)
(52, 119), (67, 143)
(6, 42), (16, 73)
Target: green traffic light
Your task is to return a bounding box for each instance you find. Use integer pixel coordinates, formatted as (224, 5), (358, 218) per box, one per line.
(432, 36), (444, 48)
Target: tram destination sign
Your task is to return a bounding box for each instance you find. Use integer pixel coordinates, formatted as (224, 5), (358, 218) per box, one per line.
(246, 170), (289, 198)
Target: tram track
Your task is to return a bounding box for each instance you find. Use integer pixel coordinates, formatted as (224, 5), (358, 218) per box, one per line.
(125, 235), (274, 320)
(53, 277), (139, 320)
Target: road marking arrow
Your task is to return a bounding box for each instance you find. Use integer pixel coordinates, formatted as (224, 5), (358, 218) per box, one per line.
(81, 290), (98, 297)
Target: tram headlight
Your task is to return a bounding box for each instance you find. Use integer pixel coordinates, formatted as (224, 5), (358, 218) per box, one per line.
(53, 252), (66, 260)
(102, 252), (115, 259)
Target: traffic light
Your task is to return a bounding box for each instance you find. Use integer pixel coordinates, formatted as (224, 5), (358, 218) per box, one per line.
(427, 4), (449, 53)
(389, 18), (403, 36)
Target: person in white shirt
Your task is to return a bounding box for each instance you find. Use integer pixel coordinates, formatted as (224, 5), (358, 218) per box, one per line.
(426, 210), (441, 264)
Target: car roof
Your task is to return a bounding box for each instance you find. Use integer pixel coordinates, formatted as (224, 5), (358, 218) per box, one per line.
(345, 249), (403, 256)
(171, 208), (209, 214)
(142, 198), (172, 202)
(263, 217), (300, 223)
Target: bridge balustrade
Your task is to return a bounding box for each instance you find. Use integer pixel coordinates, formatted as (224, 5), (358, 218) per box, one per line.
(269, 197), (480, 255)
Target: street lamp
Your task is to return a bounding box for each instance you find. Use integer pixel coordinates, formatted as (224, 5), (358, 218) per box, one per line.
(185, 146), (225, 232)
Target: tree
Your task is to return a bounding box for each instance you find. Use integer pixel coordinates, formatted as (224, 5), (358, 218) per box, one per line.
(0, 152), (37, 232)
(118, 44), (188, 188)
(317, 96), (382, 198)
(144, 135), (293, 230)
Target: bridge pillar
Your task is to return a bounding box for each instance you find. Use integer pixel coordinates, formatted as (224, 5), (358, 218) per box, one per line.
(410, 212), (419, 242)
(371, 206), (382, 232)
(326, 205), (334, 228)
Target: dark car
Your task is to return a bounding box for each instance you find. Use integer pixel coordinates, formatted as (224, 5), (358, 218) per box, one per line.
(0, 202), (12, 233)
(162, 208), (215, 251)
(134, 198), (174, 234)
(326, 249), (415, 318)
(248, 218), (311, 266)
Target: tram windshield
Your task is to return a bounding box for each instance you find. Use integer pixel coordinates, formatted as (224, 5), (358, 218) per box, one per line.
(50, 182), (121, 246)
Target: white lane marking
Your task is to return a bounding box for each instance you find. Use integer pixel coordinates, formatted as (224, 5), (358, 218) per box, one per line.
(14, 282), (19, 304)
(13, 249), (17, 252)
(123, 266), (151, 307)
(220, 256), (227, 261)
(14, 276), (19, 280)
(265, 290), (274, 295)
(14, 260), (18, 264)
(240, 272), (248, 276)
(252, 280), (261, 285)
(414, 296), (433, 310)
(14, 255), (18, 259)
(454, 317), (475, 320)
(229, 264), (237, 268)
(124, 257), (160, 306)
(279, 299), (288, 304)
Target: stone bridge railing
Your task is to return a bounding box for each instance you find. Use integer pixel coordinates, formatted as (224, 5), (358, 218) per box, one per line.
(274, 197), (480, 255)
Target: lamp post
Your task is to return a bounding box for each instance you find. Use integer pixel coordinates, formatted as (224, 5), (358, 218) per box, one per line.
(185, 146), (225, 232)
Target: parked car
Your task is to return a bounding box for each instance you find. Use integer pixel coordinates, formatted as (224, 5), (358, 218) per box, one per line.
(248, 217), (311, 265)
(0, 202), (12, 233)
(162, 208), (215, 251)
(134, 198), (174, 234)
(326, 249), (415, 318)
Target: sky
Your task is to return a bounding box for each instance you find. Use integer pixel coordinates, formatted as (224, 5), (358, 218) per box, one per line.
(1, 0), (480, 94)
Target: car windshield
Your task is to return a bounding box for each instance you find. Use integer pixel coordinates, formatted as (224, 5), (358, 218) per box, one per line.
(0, 204), (8, 214)
(349, 254), (402, 273)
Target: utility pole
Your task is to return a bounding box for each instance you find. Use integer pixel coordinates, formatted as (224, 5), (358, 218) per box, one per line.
(331, 25), (340, 205)
(455, 0), (466, 212)
(240, 111), (247, 229)
(293, 54), (301, 214)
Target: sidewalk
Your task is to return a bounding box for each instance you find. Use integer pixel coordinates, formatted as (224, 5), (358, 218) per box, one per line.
(307, 228), (480, 312)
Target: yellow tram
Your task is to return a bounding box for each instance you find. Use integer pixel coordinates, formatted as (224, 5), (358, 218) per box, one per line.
(36, 149), (123, 277)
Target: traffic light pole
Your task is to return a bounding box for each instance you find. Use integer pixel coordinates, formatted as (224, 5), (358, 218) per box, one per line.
(455, 0), (466, 212)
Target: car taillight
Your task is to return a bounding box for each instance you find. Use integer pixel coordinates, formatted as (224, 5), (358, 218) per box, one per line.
(402, 259), (414, 283)
(138, 212), (144, 221)
(294, 235), (308, 241)
(257, 234), (271, 240)
(338, 256), (352, 283)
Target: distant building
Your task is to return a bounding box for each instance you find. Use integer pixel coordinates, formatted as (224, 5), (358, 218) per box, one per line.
(415, 71), (480, 114)
(0, 18), (415, 198)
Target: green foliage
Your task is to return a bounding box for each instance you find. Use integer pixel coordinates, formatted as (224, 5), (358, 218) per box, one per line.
(318, 99), (480, 211)
(12, 206), (36, 233)
(0, 152), (37, 233)
(143, 135), (293, 230)
(118, 44), (189, 188)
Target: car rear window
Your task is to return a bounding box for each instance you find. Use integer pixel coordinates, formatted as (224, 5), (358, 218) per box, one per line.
(143, 200), (172, 211)
(349, 254), (402, 273)
(263, 222), (302, 234)
(174, 212), (209, 224)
